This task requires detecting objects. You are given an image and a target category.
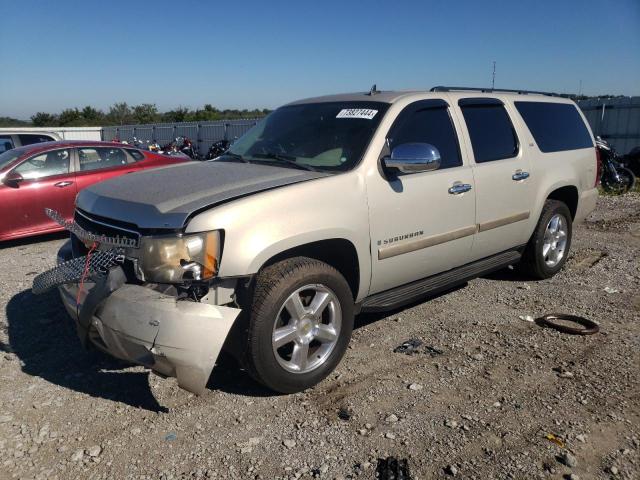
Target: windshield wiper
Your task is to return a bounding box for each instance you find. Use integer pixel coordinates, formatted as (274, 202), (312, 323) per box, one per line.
(215, 152), (250, 163)
(252, 152), (318, 172)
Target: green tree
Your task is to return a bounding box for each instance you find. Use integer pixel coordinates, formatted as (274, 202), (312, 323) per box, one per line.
(132, 104), (159, 124)
(107, 102), (133, 125)
(31, 112), (58, 126)
(81, 106), (104, 125)
(58, 108), (83, 126)
(162, 107), (191, 123)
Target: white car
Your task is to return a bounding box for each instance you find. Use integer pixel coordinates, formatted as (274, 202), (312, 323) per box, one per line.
(35, 86), (599, 395)
(0, 132), (59, 153)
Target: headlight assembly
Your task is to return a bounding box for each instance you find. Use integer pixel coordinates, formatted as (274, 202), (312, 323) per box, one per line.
(138, 231), (221, 283)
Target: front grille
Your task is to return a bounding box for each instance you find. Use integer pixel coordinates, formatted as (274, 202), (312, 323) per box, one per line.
(74, 209), (141, 247)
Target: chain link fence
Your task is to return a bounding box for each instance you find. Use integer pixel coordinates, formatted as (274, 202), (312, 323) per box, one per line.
(101, 119), (260, 155)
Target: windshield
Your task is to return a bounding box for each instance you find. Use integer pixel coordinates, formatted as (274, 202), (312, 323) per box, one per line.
(222, 101), (389, 172)
(0, 147), (28, 171)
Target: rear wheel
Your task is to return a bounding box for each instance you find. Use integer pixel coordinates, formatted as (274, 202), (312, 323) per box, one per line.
(602, 167), (636, 194)
(619, 167), (636, 193)
(519, 200), (572, 279)
(244, 257), (354, 393)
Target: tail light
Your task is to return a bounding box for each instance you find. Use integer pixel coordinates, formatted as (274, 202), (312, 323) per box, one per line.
(594, 147), (602, 187)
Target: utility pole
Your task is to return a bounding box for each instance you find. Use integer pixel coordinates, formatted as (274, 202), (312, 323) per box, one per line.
(492, 61), (496, 89)
(578, 79), (583, 97)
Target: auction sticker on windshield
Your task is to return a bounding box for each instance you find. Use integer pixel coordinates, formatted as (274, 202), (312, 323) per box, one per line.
(336, 109), (378, 120)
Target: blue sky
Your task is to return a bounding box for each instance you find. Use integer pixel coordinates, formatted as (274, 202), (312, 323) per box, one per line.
(1, 0), (639, 119)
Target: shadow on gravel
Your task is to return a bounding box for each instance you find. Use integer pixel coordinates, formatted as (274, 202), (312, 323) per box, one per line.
(206, 352), (277, 397)
(482, 266), (533, 282)
(354, 283), (468, 329)
(1, 278), (474, 407)
(3, 289), (169, 412)
(0, 231), (68, 250)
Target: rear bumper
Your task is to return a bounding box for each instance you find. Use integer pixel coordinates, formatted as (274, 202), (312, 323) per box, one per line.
(57, 242), (241, 394)
(574, 187), (599, 223)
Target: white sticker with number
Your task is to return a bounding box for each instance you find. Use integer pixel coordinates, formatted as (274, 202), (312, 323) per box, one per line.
(336, 108), (378, 120)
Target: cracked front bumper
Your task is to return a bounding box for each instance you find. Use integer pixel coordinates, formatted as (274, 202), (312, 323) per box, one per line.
(56, 242), (241, 394)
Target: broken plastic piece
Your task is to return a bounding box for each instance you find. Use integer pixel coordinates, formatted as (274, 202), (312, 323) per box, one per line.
(393, 339), (443, 357)
(544, 433), (566, 448)
(394, 339), (423, 355)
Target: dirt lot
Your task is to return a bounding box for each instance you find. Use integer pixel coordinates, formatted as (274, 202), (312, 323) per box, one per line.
(1, 193), (639, 480)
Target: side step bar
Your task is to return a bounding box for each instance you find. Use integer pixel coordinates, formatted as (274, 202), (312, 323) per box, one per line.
(361, 249), (522, 312)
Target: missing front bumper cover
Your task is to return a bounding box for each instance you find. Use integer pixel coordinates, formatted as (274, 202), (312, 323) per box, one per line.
(49, 241), (241, 395)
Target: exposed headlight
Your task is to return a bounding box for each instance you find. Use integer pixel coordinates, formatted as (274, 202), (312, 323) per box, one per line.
(138, 231), (221, 283)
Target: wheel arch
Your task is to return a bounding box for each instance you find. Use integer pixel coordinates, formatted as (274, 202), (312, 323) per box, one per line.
(546, 185), (579, 220)
(258, 238), (362, 301)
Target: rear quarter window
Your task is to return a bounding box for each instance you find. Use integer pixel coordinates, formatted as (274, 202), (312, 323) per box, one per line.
(125, 149), (145, 161)
(514, 102), (593, 153)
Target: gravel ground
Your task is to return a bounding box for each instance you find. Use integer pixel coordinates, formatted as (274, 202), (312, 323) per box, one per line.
(1, 193), (639, 480)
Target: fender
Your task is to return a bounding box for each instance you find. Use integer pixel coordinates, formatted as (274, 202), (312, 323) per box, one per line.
(186, 172), (373, 301)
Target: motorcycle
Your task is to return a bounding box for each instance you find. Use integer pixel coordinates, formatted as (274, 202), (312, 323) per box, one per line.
(596, 137), (636, 194)
(205, 139), (230, 160)
(160, 136), (201, 160)
(179, 136), (201, 160)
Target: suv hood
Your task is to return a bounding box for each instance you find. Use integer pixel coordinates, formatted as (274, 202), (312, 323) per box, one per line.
(76, 161), (329, 229)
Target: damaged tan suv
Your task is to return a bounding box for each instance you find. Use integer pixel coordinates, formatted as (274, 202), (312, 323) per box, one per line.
(34, 86), (599, 395)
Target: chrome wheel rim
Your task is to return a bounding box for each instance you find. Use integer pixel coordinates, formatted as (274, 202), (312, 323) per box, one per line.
(272, 284), (342, 374)
(542, 214), (568, 267)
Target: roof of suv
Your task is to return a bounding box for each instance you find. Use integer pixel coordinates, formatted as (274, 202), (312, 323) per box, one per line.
(287, 89), (572, 106)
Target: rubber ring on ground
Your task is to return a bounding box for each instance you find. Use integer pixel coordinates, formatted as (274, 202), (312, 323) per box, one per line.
(535, 314), (600, 335)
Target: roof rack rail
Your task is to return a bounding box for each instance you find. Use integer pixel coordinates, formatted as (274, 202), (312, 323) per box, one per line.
(430, 86), (559, 97)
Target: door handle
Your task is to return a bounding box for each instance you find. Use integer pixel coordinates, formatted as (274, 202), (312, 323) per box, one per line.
(448, 183), (472, 195)
(54, 181), (73, 188)
(512, 170), (530, 181)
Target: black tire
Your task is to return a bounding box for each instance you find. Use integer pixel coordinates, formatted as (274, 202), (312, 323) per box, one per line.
(535, 314), (599, 335)
(519, 199), (573, 279)
(244, 257), (354, 393)
(602, 167), (636, 194)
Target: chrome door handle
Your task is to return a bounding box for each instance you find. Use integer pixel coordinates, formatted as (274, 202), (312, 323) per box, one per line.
(512, 170), (530, 181)
(448, 183), (472, 195)
(54, 181), (73, 188)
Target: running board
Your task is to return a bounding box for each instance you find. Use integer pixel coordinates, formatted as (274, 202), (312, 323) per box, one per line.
(361, 250), (522, 312)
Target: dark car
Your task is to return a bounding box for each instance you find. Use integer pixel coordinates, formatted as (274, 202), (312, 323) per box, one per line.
(0, 141), (191, 241)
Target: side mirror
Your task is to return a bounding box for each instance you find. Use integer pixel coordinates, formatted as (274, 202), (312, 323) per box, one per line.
(383, 143), (441, 174)
(3, 171), (24, 188)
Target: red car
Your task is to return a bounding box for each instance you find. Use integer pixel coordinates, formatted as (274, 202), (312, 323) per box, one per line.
(0, 141), (190, 241)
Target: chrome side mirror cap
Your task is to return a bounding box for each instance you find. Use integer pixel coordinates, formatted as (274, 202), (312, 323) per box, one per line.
(383, 143), (441, 174)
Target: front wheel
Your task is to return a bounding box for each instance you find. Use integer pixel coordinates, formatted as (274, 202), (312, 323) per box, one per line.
(244, 257), (354, 393)
(519, 200), (573, 279)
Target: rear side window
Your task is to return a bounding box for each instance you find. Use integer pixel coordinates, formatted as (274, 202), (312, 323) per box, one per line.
(78, 147), (128, 171)
(460, 102), (519, 163)
(18, 134), (55, 146)
(388, 102), (462, 169)
(125, 148), (145, 161)
(514, 102), (593, 152)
